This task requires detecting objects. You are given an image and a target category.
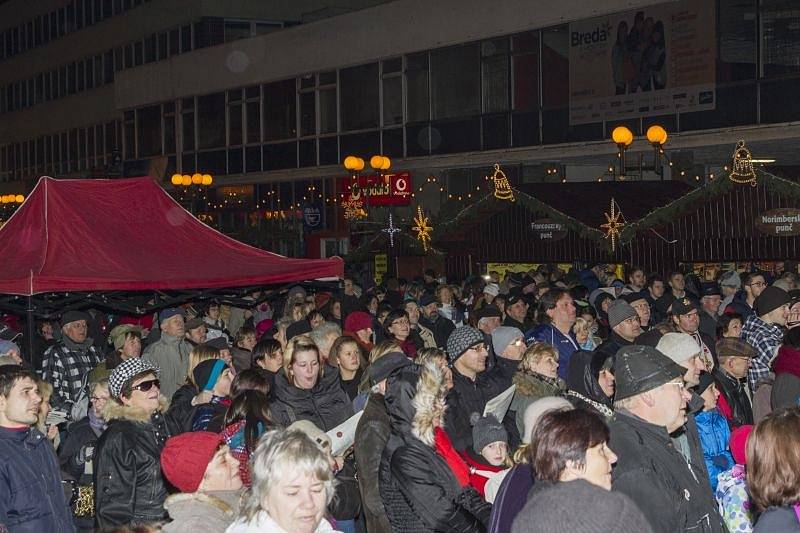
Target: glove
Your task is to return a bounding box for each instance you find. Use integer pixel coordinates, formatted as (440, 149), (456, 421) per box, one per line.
(77, 443), (95, 465)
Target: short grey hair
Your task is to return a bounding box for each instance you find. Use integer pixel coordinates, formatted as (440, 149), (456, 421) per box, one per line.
(238, 429), (336, 523)
(309, 322), (342, 345)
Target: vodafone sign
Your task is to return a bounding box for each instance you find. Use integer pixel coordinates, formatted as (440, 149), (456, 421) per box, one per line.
(341, 172), (413, 207)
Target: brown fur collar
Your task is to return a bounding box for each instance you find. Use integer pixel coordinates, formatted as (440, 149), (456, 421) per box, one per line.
(513, 371), (564, 397)
(103, 395), (170, 423)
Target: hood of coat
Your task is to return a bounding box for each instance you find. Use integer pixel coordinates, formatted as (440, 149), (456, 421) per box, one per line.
(410, 361), (447, 447)
(104, 395), (170, 423)
(164, 490), (241, 521)
(566, 350), (610, 405)
(513, 371), (563, 397)
(384, 366), (419, 437)
(273, 363), (340, 402)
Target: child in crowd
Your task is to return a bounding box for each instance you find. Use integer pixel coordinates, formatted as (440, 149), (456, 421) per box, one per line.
(715, 425), (754, 533)
(460, 414), (513, 502)
(695, 372), (734, 492)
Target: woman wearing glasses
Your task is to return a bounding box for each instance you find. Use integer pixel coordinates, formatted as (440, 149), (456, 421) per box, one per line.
(94, 358), (180, 528)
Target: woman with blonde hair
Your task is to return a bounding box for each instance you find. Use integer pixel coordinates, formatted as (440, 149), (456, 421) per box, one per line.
(269, 335), (353, 431)
(509, 343), (566, 437)
(747, 407), (800, 532)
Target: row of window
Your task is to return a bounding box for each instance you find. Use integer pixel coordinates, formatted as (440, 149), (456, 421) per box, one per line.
(0, 0), (151, 61)
(0, 18), (285, 115)
(0, 122), (121, 182)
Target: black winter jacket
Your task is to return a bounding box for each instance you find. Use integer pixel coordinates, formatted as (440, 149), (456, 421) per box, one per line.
(712, 367), (753, 426)
(59, 416), (103, 485)
(94, 397), (179, 528)
(0, 425), (75, 533)
(379, 367), (491, 533)
(564, 350), (614, 420)
(610, 410), (726, 533)
(355, 392), (392, 533)
(270, 365), (354, 431)
(419, 315), (455, 348)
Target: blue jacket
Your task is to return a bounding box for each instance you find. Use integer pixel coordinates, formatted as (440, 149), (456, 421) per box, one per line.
(525, 323), (579, 380)
(0, 426), (75, 533)
(695, 410), (734, 492)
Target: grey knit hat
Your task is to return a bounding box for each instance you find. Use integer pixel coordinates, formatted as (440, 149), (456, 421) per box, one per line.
(471, 413), (508, 453)
(446, 326), (485, 365)
(108, 358), (160, 399)
(491, 326), (524, 357)
(607, 299), (639, 329)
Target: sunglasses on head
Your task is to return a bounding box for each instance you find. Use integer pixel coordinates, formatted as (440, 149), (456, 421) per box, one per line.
(131, 379), (160, 393)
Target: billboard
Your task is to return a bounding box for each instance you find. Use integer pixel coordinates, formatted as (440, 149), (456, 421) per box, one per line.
(341, 172), (412, 207)
(569, 1), (716, 125)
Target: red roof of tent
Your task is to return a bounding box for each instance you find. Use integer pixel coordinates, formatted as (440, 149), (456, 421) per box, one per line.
(0, 177), (343, 295)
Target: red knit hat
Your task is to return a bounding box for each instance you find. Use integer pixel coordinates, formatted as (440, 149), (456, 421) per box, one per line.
(161, 431), (223, 492)
(729, 424), (753, 466)
(344, 311), (373, 333)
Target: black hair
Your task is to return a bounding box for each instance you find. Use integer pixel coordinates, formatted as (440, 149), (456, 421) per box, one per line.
(251, 337), (281, 365)
(383, 309), (409, 339)
(535, 288), (569, 324)
(646, 273), (664, 288)
(784, 327), (800, 350)
(223, 390), (273, 451)
(0, 366), (36, 398)
(716, 313), (743, 340)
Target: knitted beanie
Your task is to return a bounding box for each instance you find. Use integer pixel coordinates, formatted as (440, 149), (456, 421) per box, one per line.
(491, 326), (524, 357)
(193, 359), (228, 392)
(344, 311), (373, 333)
(471, 413), (508, 453)
(729, 425), (753, 465)
(161, 431), (223, 493)
(607, 299), (639, 329)
(446, 326), (485, 365)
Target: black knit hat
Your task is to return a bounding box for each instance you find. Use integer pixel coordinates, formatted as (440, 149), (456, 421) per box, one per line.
(613, 345), (686, 401)
(471, 413), (508, 452)
(192, 359), (229, 392)
(446, 326), (485, 365)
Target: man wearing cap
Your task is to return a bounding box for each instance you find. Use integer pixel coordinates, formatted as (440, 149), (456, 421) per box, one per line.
(712, 338), (754, 427)
(622, 292), (651, 331)
(160, 432), (243, 532)
(670, 297), (717, 372)
(142, 308), (193, 399)
(95, 358), (178, 527)
(354, 352), (412, 533)
(482, 283), (500, 308)
(184, 317), (208, 346)
(418, 293), (455, 348)
(610, 346), (726, 533)
(699, 282), (722, 340)
(741, 285), (791, 392)
(444, 326), (521, 451)
(594, 299), (642, 361)
(503, 290), (532, 332)
(718, 271), (741, 317)
(41, 310), (104, 412)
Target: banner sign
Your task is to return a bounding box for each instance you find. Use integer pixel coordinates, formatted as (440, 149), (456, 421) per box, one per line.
(530, 219), (568, 241)
(342, 172), (412, 207)
(755, 208), (800, 237)
(303, 206), (322, 228)
(569, 0), (716, 125)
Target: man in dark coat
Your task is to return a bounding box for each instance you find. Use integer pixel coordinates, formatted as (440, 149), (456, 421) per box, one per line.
(418, 293), (454, 348)
(712, 338), (755, 427)
(698, 282), (722, 341)
(354, 352), (412, 533)
(594, 299), (641, 361)
(0, 366), (75, 532)
(610, 345), (726, 533)
(443, 326), (520, 451)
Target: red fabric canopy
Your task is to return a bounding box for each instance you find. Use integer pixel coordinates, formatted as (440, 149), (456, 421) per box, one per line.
(0, 177), (343, 295)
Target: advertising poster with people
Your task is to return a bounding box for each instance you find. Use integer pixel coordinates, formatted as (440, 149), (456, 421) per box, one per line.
(569, 0), (716, 125)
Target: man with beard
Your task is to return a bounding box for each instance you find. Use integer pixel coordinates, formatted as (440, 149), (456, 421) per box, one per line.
(418, 293), (454, 348)
(403, 299), (436, 349)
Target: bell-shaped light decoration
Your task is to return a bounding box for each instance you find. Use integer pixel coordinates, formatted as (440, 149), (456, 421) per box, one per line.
(729, 140), (757, 187)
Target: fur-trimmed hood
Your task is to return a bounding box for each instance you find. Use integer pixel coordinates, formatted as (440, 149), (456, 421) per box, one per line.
(163, 490), (242, 533)
(103, 395), (169, 423)
(411, 360), (448, 447)
(512, 371), (565, 397)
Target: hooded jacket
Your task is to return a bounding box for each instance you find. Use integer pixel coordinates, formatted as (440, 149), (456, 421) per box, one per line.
(354, 392), (392, 533)
(610, 410), (726, 533)
(510, 371), (565, 436)
(162, 489), (242, 533)
(0, 425), (75, 533)
(379, 366), (491, 532)
(269, 365), (354, 431)
(564, 350), (614, 420)
(94, 396), (179, 528)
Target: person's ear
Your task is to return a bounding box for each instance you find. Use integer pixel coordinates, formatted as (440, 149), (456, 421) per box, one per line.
(641, 390), (656, 408)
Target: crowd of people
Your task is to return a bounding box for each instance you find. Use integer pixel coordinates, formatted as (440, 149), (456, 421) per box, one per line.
(1, 261), (800, 532)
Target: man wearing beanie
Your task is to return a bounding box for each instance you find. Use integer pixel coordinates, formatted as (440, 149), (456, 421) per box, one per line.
(161, 431), (243, 533)
(656, 332), (707, 387)
(444, 326), (521, 451)
(594, 299), (642, 361)
(741, 285), (792, 392)
(609, 345), (726, 533)
(511, 479), (654, 533)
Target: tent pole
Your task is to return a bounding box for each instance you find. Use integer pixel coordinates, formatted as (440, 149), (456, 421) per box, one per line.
(25, 296), (35, 368)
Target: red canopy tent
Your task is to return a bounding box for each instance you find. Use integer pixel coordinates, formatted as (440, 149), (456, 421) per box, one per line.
(0, 177), (343, 295)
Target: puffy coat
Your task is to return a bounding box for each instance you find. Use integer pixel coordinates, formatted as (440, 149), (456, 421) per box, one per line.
(269, 365), (354, 431)
(694, 410), (734, 492)
(354, 392), (392, 533)
(379, 366), (491, 532)
(162, 489), (241, 533)
(94, 396), (179, 528)
(610, 410), (726, 533)
(0, 425), (75, 533)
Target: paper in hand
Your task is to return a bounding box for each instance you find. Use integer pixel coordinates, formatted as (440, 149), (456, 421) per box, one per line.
(483, 384), (516, 421)
(326, 411), (364, 457)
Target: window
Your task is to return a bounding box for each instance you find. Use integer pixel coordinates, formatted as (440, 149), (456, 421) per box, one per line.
(319, 86), (337, 134)
(482, 38), (510, 113)
(300, 91), (316, 137)
(340, 63), (379, 131)
(382, 68), (402, 126)
(137, 105), (161, 157)
(164, 105), (176, 154)
(406, 53), (430, 122)
(197, 93), (225, 149)
(263, 79), (296, 141)
(182, 98), (195, 151)
(180, 25), (191, 53)
(228, 100), (243, 146)
(431, 44), (480, 119)
(762, 0), (800, 78)
(246, 100), (260, 143)
(104, 51), (114, 84)
(144, 35), (156, 63)
(224, 21), (252, 42)
(157, 32), (168, 61)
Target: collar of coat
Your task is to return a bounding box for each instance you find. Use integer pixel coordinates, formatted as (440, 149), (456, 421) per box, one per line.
(513, 370), (564, 396)
(164, 490), (241, 519)
(103, 395), (169, 423)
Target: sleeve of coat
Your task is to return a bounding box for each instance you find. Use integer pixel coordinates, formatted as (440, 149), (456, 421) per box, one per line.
(354, 421), (390, 520)
(390, 446), (486, 533)
(95, 434), (137, 528)
(612, 466), (679, 533)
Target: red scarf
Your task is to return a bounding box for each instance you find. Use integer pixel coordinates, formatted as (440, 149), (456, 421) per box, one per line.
(773, 345), (800, 380)
(434, 427), (470, 487)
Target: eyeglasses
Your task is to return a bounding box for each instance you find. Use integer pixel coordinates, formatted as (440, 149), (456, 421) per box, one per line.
(391, 319), (410, 327)
(664, 380), (686, 390)
(90, 396), (109, 403)
(131, 379), (160, 393)
(748, 281), (766, 288)
(469, 344), (489, 352)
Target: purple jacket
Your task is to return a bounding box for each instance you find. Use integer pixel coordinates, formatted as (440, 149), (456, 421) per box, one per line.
(488, 463), (534, 533)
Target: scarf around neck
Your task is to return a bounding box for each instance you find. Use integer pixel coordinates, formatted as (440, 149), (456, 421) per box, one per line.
(434, 427), (470, 487)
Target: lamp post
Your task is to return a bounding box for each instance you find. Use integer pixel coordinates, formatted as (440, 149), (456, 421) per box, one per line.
(0, 194), (25, 224)
(646, 125), (668, 178)
(170, 172), (213, 214)
(611, 126), (634, 179)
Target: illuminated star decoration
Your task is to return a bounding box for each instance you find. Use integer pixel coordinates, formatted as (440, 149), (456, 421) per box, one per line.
(487, 163), (516, 202)
(600, 197), (625, 252)
(411, 205), (433, 251)
(382, 213), (401, 247)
